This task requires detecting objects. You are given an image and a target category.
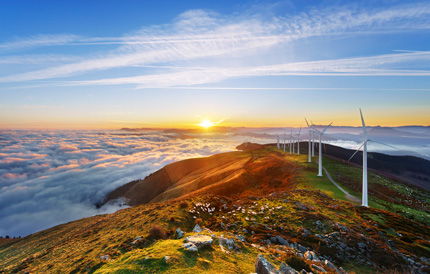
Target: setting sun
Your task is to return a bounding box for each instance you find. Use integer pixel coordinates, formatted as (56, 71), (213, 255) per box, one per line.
(198, 119), (215, 128)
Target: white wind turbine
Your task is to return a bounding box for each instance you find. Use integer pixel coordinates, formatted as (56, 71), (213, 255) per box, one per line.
(289, 130), (294, 154)
(311, 120), (316, 157)
(314, 122), (333, 177)
(305, 118), (312, 162)
(348, 109), (396, 207)
(277, 134), (280, 149)
(296, 126), (302, 154)
(283, 131), (286, 152)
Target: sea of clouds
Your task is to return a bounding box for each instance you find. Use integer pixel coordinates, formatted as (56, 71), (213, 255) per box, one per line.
(0, 130), (261, 237)
(1, 128), (429, 237)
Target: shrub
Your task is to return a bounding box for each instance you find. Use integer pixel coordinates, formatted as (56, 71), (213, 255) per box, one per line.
(180, 201), (188, 208)
(195, 218), (203, 225)
(148, 225), (166, 240)
(285, 256), (311, 273)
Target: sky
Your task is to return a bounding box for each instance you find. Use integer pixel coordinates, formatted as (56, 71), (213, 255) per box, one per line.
(1, 0), (430, 129)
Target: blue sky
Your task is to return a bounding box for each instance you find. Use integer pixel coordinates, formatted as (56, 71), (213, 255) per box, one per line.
(1, 0), (430, 128)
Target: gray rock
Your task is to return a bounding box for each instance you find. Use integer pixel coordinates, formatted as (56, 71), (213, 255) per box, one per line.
(193, 224), (202, 233)
(298, 244), (307, 253)
(181, 242), (198, 252)
(184, 235), (213, 249)
(271, 236), (278, 244)
(175, 228), (184, 239)
(163, 256), (171, 263)
(99, 255), (110, 261)
(255, 254), (279, 274)
(276, 236), (289, 246)
(357, 242), (367, 250)
(220, 236), (240, 252)
(236, 235), (246, 242)
(279, 262), (299, 274)
(311, 264), (326, 273)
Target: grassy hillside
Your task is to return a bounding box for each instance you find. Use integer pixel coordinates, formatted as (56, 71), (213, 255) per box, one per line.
(1, 144), (429, 274)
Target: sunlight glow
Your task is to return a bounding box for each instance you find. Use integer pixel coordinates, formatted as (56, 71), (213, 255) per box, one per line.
(198, 119), (215, 128)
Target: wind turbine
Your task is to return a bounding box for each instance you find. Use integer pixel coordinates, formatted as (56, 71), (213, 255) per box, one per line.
(314, 122), (333, 177)
(348, 109), (396, 207)
(305, 119), (312, 162)
(277, 134), (280, 149)
(311, 121), (315, 157)
(283, 131), (286, 152)
(289, 130), (293, 154)
(296, 126), (302, 154)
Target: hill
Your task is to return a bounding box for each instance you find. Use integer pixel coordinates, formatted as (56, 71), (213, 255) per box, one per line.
(1, 144), (429, 274)
(103, 143), (297, 206)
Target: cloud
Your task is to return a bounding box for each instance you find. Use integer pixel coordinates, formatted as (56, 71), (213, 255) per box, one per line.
(0, 130), (251, 237)
(0, 2), (429, 85)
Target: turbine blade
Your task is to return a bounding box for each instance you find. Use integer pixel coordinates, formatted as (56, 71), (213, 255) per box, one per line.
(305, 118), (310, 127)
(348, 142), (365, 162)
(368, 139), (398, 149)
(299, 126), (301, 134)
(313, 128), (322, 134)
(322, 122), (333, 134)
(360, 108), (368, 136)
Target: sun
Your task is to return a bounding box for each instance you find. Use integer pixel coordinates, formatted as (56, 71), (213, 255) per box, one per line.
(198, 119), (215, 128)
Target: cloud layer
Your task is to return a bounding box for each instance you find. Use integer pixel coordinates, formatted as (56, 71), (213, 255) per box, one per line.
(0, 130), (251, 237)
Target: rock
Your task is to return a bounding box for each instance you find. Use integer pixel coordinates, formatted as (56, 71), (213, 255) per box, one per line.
(298, 244), (307, 253)
(131, 236), (143, 245)
(311, 264), (326, 273)
(193, 224), (202, 233)
(357, 242), (367, 250)
(184, 235), (213, 249)
(304, 251), (318, 262)
(279, 262), (299, 274)
(99, 255), (110, 261)
(163, 256), (171, 263)
(276, 236), (289, 246)
(221, 222), (226, 230)
(236, 235), (246, 242)
(271, 236), (278, 244)
(181, 242), (198, 252)
(220, 236), (240, 252)
(175, 228), (184, 239)
(255, 254), (279, 274)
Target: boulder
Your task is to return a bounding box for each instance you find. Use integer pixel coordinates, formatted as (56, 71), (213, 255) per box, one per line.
(99, 255), (110, 261)
(175, 228), (184, 239)
(184, 235), (213, 249)
(255, 254), (279, 274)
(279, 262), (299, 274)
(193, 224), (202, 233)
(219, 236), (240, 252)
(181, 242), (198, 252)
(298, 244), (307, 253)
(311, 264), (326, 273)
(276, 236), (289, 246)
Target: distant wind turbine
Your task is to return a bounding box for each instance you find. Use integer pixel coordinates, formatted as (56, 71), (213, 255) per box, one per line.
(296, 126), (302, 154)
(283, 131), (286, 152)
(311, 120), (315, 157)
(277, 134), (280, 149)
(305, 118), (312, 162)
(348, 109), (396, 207)
(289, 130), (293, 154)
(314, 122), (333, 177)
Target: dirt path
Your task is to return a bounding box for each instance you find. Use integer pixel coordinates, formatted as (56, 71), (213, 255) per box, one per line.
(321, 165), (361, 203)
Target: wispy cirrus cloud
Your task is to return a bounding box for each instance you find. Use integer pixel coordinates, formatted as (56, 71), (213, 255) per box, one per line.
(0, 3), (430, 86)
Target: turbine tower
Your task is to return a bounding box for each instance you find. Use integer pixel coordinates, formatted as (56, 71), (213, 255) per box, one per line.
(348, 109), (396, 207)
(314, 122), (333, 177)
(305, 118), (312, 162)
(277, 134), (280, 149)
(296, 126), (302, 154)
(289, 130), (293, 154)
(311, 120), (315, 157)
(283, 131), (286, 152)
